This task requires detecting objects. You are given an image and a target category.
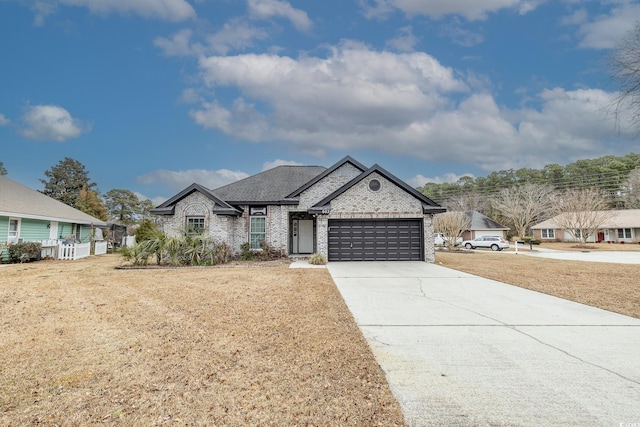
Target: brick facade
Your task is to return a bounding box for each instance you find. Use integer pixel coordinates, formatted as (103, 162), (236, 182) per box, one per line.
(314, 172), (436, 262)
(155, 161), (441, 262)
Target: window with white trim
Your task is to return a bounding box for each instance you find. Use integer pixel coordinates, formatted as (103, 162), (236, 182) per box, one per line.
(541, 229), (555, 239)
(618, 228), (632, 239)
(249, 206), (266, 249)
(186, 217), (205, 234)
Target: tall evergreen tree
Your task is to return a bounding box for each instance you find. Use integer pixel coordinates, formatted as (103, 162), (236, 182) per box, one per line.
(76, 185), (108, 221)
(0, 161), (7, 175)
(40, 157), (96, 208)
(103, 189), (143, 225)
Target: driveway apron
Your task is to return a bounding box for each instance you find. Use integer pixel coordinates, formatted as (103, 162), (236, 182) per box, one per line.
(327, 262), (640, 427)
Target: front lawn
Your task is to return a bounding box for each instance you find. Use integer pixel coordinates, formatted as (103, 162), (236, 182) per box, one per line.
(0, 255), (404, 426)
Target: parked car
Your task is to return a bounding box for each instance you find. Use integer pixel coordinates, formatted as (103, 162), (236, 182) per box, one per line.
(434, 233), (463, 247)
(462, 236), (510, 251)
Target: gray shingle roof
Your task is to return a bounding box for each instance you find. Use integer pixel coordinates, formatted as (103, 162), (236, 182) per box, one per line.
(211, 165), (327, 204)
(465, 210), (509, 230)
(0, 175), (107, 225)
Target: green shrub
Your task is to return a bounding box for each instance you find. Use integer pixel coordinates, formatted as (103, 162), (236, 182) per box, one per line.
(135, 219), (162, 243)
(7, 242), (42, 263)
(240, 242), (254, 260)
(308, 253), (327, 265)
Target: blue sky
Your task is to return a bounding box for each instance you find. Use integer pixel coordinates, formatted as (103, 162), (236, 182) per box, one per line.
(2, 0), (640, 205)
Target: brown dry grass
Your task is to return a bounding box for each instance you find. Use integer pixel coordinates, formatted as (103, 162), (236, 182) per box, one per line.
(436, 251), (640, 319)
(0, 255), (405, 426)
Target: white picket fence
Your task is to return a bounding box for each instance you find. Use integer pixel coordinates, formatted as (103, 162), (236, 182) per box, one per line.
(95, 241), (108, 255)
(38, 240), (108, 260)
(58, 242), (91, 260)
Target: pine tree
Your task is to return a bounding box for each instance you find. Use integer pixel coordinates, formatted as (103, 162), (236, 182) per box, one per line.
(40, 157), (96, 208)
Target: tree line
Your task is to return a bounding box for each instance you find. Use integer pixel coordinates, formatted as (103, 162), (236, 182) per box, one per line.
(419, 153), (640, 211)
(424, 154), (640, 244)
(2, 158), (153, 225)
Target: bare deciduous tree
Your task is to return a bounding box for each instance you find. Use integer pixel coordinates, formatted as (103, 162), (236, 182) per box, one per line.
(621, 168), (640, 208)
(491, 183), (555, 238)
(551, 188), (611, 246)
(433, 211), (471, 249)
(610, 22), (640, 132)
(442, 193), (490, 214)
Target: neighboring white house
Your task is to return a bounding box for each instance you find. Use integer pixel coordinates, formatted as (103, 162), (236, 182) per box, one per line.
(531, 209), (640, 243)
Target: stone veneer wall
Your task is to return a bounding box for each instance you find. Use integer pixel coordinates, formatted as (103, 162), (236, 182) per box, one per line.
(159, 193), (212, 238)
(315, 172), (437, 263)
(297, 163), (363, 211)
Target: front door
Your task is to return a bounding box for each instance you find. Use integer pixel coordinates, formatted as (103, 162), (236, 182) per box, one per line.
(298, 220), (313, 253)
(292, 219), (314, 254)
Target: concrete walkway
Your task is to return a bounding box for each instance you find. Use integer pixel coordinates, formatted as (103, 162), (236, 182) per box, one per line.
(327, 262), (640, 427)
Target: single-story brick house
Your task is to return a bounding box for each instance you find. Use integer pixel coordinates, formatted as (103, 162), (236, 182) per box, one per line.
(151, 156), (446, 262)
(459, 210), (510, 240)
(531, 209), (640, 243)
(0, 175), (108, 260)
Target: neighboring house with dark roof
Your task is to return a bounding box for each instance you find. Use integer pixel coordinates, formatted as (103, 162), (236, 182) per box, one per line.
(0, 175), (108, 259)
(531, 209), (640, 243)
(460, 210), (510, 240)
(462, 211), (510, 240)
(152, 156), (446, 262)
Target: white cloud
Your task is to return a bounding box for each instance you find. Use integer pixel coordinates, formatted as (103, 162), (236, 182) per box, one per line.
(262, 159), (304, 171)
(188, 42), (632, 172)
(154, 29), (202, 57)
(408, 172), (474, 187)
(19, 105), (89, 142)
(439, 19), (484, 46)
(386, 26), (419, 52)
(137, 168), (249, 191)
(573, 3), (640, 49)
(155, 20), (269, 57)
(37, 0), (195, 23)
(206, 19), (270, 55)
(248, 0), (312, 31)
(193, 42), (468, 145)
(360, 0), (543, 21)
(32, 1), (57, 26)
(0, 114), (10, 126)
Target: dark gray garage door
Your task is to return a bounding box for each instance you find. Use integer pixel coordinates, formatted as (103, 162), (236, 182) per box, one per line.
(328, 219), (423, 261)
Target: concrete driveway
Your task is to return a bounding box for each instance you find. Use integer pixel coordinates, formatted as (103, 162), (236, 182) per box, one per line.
(327, 262), (640, 426)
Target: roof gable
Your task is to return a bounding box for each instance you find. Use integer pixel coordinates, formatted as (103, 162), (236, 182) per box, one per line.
(0, 175), (107, 225)
(287, 156), (367, 198)
(310, 164), (445, 214)
(151, 183), (239, 215)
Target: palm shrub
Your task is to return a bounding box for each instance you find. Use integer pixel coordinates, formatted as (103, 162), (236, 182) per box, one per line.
(120, 241), (154, 266)
(120, 229), (232, 267)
